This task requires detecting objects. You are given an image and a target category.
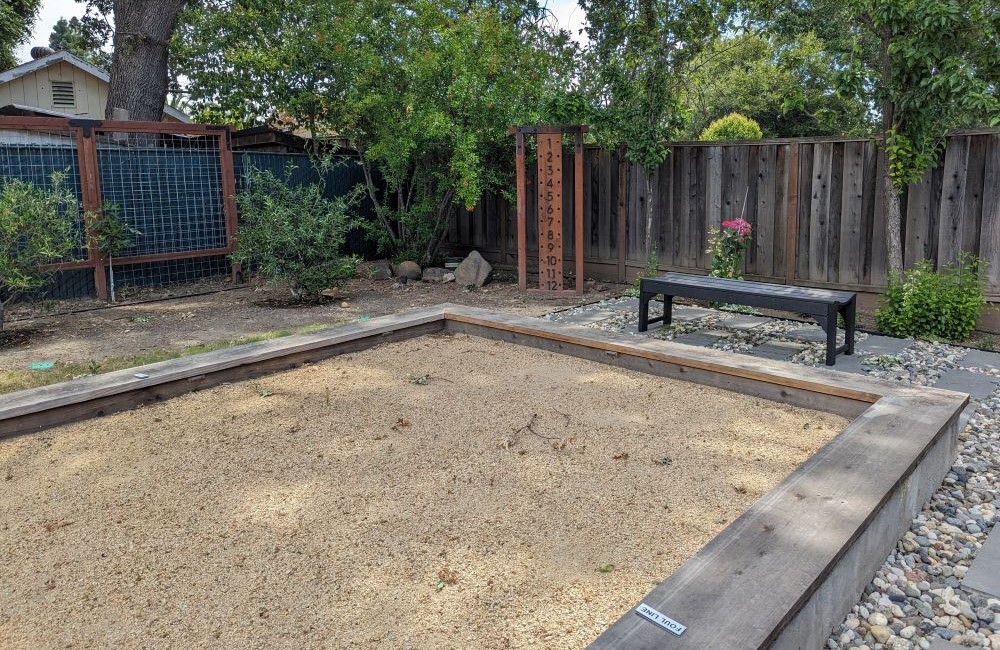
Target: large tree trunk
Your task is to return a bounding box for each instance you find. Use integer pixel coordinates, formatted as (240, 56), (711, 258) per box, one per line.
(105, 0), (187, 121)
(884, 176), (904, 276)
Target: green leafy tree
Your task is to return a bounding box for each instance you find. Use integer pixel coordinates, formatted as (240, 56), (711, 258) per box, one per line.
(178, 1), (576, 264)
(684, 32), (872, 138)
(699, 112), (764, 141)
(0, 0), (40, 69)
(0, 174), (80, 330)
(754, 0), (1000, 275)
(231, 160), (360, 301)
(48, 16), (112, 69)
(580, 0), (731, 260)
(91, 202), (140, 303)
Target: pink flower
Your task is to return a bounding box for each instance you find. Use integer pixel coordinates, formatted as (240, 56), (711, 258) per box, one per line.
(721, 217), (752, 237)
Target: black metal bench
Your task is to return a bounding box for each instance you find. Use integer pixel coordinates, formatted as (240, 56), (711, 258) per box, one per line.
(638, 272), (857, 366)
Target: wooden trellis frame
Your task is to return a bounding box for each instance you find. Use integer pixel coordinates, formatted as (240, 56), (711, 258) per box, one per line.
(509, 125), (588, 295)
(0, 116), (239, 300)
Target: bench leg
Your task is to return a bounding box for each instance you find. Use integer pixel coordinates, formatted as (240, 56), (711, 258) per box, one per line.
(663, 295), (673, 326)
(638, 291), (651, 332)
(844, 298), (856, 356)
(822, 304), (838, 366)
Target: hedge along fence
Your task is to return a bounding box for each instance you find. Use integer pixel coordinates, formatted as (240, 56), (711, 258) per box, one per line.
(0, 117), (373, 301)
(443, 130), (1000, 299)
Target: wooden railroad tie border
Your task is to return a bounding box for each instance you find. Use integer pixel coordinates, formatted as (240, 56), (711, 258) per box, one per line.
(0, 304), (968, 650)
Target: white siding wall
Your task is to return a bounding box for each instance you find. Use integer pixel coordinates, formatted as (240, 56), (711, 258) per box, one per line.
(0, 62), (109, 119)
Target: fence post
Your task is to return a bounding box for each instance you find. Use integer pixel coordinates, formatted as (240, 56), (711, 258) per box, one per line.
(75, 125), (108, 300)
(784, 141), (800, 286)
(217, 127), (241, 281)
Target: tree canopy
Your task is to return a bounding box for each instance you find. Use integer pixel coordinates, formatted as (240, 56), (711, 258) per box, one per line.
(0, 0), (40, 69)
(49, 16), (111, 69)
(177, 0), (576, 263)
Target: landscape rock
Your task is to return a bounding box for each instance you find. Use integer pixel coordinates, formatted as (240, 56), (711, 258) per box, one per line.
(443, 272), (455, 283)
(421, 267), (449, 283)
(454, 250), (492, 287)
(394, 261), (422, 280)
(358, 259), (393, 280)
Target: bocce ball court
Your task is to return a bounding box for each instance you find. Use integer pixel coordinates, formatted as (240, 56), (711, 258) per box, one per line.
(0, 305), (966, 648)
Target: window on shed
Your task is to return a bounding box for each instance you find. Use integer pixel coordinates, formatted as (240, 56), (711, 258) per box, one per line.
(50, 80), (76, 108)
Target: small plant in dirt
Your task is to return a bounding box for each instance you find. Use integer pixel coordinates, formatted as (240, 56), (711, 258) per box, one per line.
(625, 247), (659, 298)
(90, 202), (140, 303)
(0, 173), (80, 331)
(875, 254), (987, 342)
(707, 217), (752, 280)
(231, 160), (360, 301)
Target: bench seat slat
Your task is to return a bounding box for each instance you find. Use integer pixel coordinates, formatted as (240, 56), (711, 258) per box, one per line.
(645, 273), (855, 303)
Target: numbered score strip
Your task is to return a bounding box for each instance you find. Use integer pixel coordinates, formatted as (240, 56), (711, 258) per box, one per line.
(635, 602), (687, 637)
(536, 133), (563, 291)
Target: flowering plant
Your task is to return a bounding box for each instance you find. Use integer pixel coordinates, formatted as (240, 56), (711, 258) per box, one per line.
(707, 217), (752, 279)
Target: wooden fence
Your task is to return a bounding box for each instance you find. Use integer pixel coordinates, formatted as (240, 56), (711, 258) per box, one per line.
(445, 130), (1000, 297)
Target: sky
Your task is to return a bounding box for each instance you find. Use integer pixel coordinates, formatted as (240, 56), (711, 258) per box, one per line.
(15, 0), (587, 65)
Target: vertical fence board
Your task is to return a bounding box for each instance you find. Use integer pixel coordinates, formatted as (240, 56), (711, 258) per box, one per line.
(808, 143), (832, 282)
(980, 135), (1000, 292)
(796, 143), (815, 282)
(963, 135), (988, 256)
(826, 143), (844, 283)
(859, 142), (878, 285)
(937, 135), (970, 265)
(755, 145), (776, 278)
(774, 143), (789, 280)
(839, 141), (865, 284)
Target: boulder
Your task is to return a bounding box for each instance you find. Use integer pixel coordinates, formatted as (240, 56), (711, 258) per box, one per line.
(442, 272), (456, 283)
(393, 261), (422, 280)
(454, 251), (492, 287)
(421, 267), (449, 283)
(358, 259), (392, 280)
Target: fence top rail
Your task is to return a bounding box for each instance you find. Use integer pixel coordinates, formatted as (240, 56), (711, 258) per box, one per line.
(0, 115), (230, 136)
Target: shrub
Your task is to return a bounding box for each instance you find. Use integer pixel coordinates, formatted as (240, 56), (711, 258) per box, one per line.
(232, 160), (360, 301)
(0, 173), (80, 330)
(875, 254), (987, 341)
(707, 217), (752, 279)
(698, 113), (764, 141)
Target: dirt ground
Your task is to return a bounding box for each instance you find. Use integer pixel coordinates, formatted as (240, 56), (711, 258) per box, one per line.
(0, 333), (845, 649)
(0, 276), (620, 373)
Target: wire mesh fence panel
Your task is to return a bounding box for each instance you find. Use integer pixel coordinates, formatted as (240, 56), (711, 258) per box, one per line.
(96, 131), (228, 258)
(107, 254), (231, 292)
(0, 128), (88, 259)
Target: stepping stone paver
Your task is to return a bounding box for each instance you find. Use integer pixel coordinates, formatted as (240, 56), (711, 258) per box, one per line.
(932, 369), (1000, 401)
(720, 314), (771, 331)
(928, 639), (967, 650)
(958, 348), (1000, 371)
(856, 334), (913, 356)
(824, 353), (869, 375)
(963, 522), (1000, 599)
(671, 306), (716, 321)
(558, 310), (617, 326)
(671, 329), (731, 348)
(783, 326), (828, 343)
(746, 340), (806, 362)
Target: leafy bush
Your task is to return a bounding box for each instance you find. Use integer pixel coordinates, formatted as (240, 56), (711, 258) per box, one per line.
(0, 173), (80, 329)
(875, 254), (987, 341)
(698, 113), (764, 141)
(232, 160), (360, 301)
